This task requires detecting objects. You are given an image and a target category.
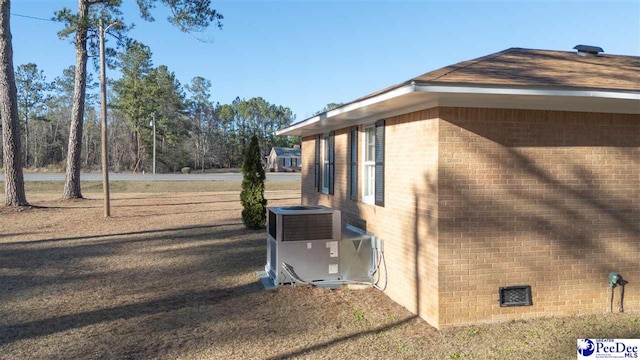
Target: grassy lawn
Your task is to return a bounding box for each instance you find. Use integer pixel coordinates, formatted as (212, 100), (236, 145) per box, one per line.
(1, 180), (300, 194)
(0, 183), (638, 359)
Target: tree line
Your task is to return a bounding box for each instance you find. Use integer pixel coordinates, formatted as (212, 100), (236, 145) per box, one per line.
(1, 59), (297, 173)
(0, 0), (298, 206)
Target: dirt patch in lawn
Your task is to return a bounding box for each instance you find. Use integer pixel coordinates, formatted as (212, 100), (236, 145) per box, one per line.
(1, 191), (638, 359)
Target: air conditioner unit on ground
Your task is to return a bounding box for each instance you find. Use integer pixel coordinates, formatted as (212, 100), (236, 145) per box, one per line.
(265, 205), (342, 286)
(258, 205), (379, 290)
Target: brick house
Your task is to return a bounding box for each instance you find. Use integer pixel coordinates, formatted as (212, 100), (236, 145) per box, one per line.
(276, 47), (640, 328)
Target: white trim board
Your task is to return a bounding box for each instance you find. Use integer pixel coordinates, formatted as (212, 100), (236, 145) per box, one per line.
(277, 84), (640, 137)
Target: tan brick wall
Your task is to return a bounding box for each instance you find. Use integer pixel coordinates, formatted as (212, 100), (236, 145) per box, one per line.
(300, 106), (639, 328)
(301, 109), (441, 326)
(437, 107), (640, 326)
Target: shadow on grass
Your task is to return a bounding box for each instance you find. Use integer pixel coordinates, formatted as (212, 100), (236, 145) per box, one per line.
(110, 197), (300, 208)
(0, 223), (243, 246)
(120, 208), (243, 219)
(0, 282), (262, 346)
(0, 232), (39, 239)
(266, 315), (418, 359)
(15, 196), (300, 212)
(113, 199), (245, 208)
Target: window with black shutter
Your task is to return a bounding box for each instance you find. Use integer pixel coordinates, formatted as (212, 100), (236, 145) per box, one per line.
(350, 127), (358, 200)
(328, 131), (335, 195)
(322, 134), (329, 193)
(314, 135), (320, 192)
(375, 120), (385, 207)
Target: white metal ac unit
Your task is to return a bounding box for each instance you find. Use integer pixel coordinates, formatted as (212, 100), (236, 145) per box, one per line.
(265, 205), (341, 285)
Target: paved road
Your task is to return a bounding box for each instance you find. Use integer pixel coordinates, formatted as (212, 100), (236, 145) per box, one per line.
(0, 172), (301, 182)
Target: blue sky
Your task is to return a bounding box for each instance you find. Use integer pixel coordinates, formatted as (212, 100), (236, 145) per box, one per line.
(10, 0), (640, 121)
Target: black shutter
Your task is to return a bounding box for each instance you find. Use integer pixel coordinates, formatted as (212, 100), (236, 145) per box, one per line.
(314, 135), (320, 192)
(375, 120), (385, 206)
(350, 127), (358, 200)
(328, 131), (335, 195)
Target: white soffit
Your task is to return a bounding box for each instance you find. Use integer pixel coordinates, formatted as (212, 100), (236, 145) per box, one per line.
(277, 84), (640, 137)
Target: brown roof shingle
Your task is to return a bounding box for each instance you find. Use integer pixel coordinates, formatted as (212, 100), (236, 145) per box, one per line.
(347, 48), (640, 106)
(414, 47), (640, 91)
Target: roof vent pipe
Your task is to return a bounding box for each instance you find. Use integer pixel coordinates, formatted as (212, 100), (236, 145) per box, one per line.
(573, 44), (604, 57)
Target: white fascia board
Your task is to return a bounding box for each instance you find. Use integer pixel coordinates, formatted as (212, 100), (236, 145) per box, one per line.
(353, 99), (439, 126)
(413, 84), (640, 101)
(276, 84), (416, 136)
(277, 83), (640, 136)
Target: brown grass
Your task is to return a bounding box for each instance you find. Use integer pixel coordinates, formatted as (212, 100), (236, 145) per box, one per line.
(0, 180), (300, 194)
(1, 187), (638, 359)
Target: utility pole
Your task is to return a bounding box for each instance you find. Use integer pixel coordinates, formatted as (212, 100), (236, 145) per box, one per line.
(151, 112), (156, 175)
(99, 19), (122, 217)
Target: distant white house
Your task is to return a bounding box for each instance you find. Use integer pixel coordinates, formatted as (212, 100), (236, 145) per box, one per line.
(266, 147), (301, 172)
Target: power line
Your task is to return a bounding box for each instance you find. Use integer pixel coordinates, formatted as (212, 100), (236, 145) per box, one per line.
(11, 13), (55, 22)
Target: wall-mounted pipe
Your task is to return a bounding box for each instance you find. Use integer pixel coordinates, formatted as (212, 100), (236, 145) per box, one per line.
(609, 272), (628, 313)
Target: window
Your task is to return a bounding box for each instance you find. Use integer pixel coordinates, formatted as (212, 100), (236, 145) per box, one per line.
(362, 121), (385, 206)
(363, 126), (375, 204)
(349, 127), (358, 200)
(284, 158), (291, 167)
(322, 134), (330, 193)
(328, 132), (335, 195)
(316, 133), (335, 195)
(314, 135), (320, 191)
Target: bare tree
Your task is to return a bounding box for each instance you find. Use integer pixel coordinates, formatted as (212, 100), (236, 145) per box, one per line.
(0, 0), (28, 206)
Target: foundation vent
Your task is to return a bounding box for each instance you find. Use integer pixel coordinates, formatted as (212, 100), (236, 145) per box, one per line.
(499, 285), (533, 307)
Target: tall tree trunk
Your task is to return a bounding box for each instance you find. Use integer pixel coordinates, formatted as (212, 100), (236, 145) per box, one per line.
(23, 112), (28, 166)
(136, 130), (141, 172)
(84, 130), (89, 166)
(33, 126), (38, 167)
(0, 0), (28, 206)
(62, 0), (88, 199)
(201, 135), (207, 173)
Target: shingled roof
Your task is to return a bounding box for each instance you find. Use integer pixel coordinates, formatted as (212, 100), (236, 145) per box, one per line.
(352, 47), (639, 104)
(416, 48), (640, 91)
(278, 47), (639, 136)
(271, 147), (301, 157)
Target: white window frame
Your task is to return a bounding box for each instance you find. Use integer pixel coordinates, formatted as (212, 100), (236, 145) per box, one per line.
(322, 134), (330, 194)
(362, 125), (376, 204)
(284, 158), (291, 167)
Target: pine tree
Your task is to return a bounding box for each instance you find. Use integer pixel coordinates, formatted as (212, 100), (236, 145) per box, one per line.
(241, 135), (266, 229)
(55, 0), (223, 199)
(0, 1), (29, 206)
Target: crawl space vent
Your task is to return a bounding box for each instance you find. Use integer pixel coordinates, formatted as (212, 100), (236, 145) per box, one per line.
(499, 286), (532, 307)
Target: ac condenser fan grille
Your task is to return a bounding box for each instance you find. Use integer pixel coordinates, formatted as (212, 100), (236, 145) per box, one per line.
(282, 213), (333, 241)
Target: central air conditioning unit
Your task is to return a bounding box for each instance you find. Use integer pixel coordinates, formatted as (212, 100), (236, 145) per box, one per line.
(265, 205), (341, 285)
